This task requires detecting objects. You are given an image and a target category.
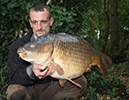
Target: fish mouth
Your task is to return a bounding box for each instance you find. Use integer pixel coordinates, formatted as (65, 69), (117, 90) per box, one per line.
(17, 48), (27, 58)
(17, 51), (26, 58)
(17, 48), (34, 62)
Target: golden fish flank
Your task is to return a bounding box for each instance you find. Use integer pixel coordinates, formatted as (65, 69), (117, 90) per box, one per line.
(17, 33), (112, 88)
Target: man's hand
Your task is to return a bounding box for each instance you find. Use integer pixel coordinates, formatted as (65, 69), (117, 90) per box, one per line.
(31, 64), (54, 79)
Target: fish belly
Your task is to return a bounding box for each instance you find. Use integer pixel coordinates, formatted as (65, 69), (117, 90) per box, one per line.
(51, 72), (66, 79)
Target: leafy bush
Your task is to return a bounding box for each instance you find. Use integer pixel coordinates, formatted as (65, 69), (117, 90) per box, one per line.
(0, 66), (9, 99)
(83, 65), (121, 99)
(50, 4), (77, 34)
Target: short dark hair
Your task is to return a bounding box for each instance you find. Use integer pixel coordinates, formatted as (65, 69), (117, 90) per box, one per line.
(30, 1), (51, 18)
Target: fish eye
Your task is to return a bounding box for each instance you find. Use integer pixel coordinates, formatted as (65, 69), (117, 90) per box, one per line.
(30, 44), (36, 48)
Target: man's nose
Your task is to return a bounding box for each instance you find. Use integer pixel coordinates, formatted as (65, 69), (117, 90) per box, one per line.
(37, 22), (42, 30)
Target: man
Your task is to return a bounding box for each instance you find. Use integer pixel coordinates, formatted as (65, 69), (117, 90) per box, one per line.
(6, 2), (87, 100)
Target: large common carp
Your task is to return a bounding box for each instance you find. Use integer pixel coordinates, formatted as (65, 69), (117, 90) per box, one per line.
(17, 33), (112, 88)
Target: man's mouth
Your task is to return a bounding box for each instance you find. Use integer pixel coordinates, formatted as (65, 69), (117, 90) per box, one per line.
(36, 29), (44, 32)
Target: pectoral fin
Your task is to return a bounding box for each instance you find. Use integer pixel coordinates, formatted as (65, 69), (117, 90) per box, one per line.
(50, 60), (64, 75)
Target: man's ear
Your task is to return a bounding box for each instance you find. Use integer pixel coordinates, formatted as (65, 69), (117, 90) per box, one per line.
(50, 17), (54, 26)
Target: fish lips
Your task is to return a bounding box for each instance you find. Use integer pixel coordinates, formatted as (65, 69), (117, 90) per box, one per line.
(17, 47), (27, 58)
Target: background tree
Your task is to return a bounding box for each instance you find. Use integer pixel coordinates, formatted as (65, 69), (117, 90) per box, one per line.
(110, 0), (120, 59)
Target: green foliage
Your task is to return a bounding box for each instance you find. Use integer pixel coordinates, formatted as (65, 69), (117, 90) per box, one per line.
(83, 65), (121, 99)
(50, 4), (77, 34)
(0, 66), (9, 99)
(117, 61), (129, 76)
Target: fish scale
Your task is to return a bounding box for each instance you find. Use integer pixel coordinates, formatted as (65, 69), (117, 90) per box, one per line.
(17, 33), (112, 88)
(52, 37), (92, 78)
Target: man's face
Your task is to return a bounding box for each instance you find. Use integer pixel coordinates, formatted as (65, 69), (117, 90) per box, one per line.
(29, 9), (54, 39)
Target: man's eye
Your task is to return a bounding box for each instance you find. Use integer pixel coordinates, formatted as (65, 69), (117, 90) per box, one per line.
(32, 21), (37, 24)
(41, 21), (47, 24)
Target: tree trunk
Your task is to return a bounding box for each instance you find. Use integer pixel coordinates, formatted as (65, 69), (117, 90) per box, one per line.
(102, 0), (110, 53)
(110, 0), (119, 56)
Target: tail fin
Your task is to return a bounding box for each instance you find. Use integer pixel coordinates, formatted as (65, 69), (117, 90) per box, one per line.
(98, 52), (112, 78)
(91, 52), (112, 79)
